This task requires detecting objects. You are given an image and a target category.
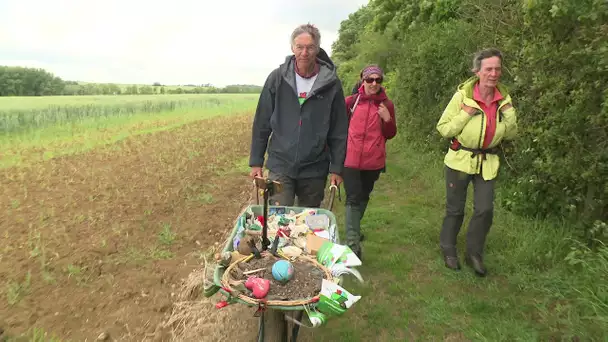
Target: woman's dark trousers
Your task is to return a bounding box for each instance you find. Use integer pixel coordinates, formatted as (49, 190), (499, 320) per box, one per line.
(343, 167), (382, 257)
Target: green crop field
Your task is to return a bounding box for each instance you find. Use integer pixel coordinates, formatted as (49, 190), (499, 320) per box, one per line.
(0, 93), (259, 168)
(0, 93), (259, 133)
(0, 93), (251, 111)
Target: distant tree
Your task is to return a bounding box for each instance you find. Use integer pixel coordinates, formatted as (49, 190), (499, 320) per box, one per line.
(0, 66), (66, 96)
(0, 65), (264, 96)
(108, 84), (121, 95)
(121, 85), (138, 95)
(139, 85), (154, 95)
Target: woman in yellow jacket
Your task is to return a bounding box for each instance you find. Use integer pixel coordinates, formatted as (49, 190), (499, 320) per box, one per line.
(436, 48), (518, 277)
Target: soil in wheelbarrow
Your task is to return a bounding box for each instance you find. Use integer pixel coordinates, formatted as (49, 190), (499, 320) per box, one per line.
(230, 256), (325, 301)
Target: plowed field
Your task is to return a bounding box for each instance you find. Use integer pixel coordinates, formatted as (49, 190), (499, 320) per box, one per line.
(0, 113), (282, 341)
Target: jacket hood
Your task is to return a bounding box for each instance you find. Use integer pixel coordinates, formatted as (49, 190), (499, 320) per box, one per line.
(279, 48), (338, 94)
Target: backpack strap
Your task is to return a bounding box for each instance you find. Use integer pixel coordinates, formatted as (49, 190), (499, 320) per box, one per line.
(347, 94), (361, 121)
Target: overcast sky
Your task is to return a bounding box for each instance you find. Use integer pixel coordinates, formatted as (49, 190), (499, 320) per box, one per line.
(0, 0), (368, 87)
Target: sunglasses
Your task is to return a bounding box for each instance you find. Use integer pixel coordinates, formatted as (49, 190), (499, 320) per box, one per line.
(364, 77), (383, 84)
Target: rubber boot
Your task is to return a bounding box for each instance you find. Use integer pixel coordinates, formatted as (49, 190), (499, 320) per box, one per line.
(345, 204), (362, 260)
(359, 200), (369, 242)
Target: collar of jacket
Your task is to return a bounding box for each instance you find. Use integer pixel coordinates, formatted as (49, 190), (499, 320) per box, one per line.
(458, 76), (510, 100)
(294, 59), (320, 78)
(280, 48), (338, 97)
(458, 76), (512, 110)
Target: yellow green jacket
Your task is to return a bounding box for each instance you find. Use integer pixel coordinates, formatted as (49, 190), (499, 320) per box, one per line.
(436, 76), (518, 180)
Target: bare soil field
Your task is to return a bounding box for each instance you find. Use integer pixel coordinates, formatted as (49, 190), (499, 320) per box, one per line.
(0, 113), (279, 341)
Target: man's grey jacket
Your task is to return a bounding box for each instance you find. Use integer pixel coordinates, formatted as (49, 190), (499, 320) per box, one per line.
(249, 48), (348, 179)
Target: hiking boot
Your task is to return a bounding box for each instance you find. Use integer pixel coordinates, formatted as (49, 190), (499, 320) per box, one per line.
(443, 255), (461, 270)
(465, 253), (487, 277)
(441, 246), (460, 270)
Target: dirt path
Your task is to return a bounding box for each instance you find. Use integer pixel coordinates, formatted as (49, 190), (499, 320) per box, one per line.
(0, 114), (258, 341)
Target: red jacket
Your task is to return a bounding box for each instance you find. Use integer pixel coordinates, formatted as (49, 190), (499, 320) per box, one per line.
(344, 86), (397, 170)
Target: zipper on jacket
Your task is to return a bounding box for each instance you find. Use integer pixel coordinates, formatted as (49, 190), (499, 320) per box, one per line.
(292, 79), (310, 174)
(358, 99), (371, 169)
(293, 88), (321, 175)
(475, 110), (485, 172)
(294, 101), (302, 175)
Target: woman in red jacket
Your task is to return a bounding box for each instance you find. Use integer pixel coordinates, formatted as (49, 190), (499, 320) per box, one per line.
(343, 65), (397, 260)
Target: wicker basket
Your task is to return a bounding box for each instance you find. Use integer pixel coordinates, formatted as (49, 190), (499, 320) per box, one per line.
(220, 253), (334, 306)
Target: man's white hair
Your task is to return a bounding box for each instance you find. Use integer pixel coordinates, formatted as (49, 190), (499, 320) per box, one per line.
(290, 23), (321, 49)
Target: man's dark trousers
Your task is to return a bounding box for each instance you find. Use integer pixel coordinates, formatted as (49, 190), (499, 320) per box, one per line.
(267, 171), (327, 207)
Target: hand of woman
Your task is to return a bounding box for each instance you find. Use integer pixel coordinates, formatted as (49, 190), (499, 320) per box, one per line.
(460, 103), (478, 116)
(378, 103), (391, 122)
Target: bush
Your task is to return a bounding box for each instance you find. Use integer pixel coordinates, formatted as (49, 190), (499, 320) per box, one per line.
(333, 0), (608, 239)
(499, 0), (608, 235)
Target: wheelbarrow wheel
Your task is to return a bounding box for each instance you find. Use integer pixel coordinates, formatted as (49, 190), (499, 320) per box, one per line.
(259, 309), (290, 342)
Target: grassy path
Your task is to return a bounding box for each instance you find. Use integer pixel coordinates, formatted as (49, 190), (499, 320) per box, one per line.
(306, 132), (607, 341)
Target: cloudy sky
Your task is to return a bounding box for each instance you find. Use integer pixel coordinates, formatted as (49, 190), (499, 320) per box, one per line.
(0, 0), (368, 87)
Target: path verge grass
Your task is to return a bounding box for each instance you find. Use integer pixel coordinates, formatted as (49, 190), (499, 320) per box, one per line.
(311, 131), (607, 341)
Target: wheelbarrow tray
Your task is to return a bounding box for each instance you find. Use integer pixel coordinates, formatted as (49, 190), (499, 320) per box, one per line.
(210, 204), (341, 311)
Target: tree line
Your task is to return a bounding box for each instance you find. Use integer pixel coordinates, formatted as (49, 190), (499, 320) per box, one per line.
(0, 66), (262, 96)
(332, 0), (607, 241)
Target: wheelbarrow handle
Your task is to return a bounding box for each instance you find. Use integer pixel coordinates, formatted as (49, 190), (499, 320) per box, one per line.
(253, 179), (260, 205)
(255, 178), (337, 211)
(327, 184), (337, 211)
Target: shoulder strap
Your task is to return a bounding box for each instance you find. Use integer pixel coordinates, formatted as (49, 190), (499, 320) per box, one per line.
(348, 94), (361, 121)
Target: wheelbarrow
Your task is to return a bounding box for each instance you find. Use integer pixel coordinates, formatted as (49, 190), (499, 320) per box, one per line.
(204, 176), (342, 342)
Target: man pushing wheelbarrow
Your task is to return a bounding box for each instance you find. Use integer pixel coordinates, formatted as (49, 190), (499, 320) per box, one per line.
(248, 23), (349, 207)
(202, 23), (364, 342)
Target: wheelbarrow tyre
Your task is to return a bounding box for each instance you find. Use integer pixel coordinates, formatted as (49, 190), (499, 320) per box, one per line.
(260, 309), (289, 342)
